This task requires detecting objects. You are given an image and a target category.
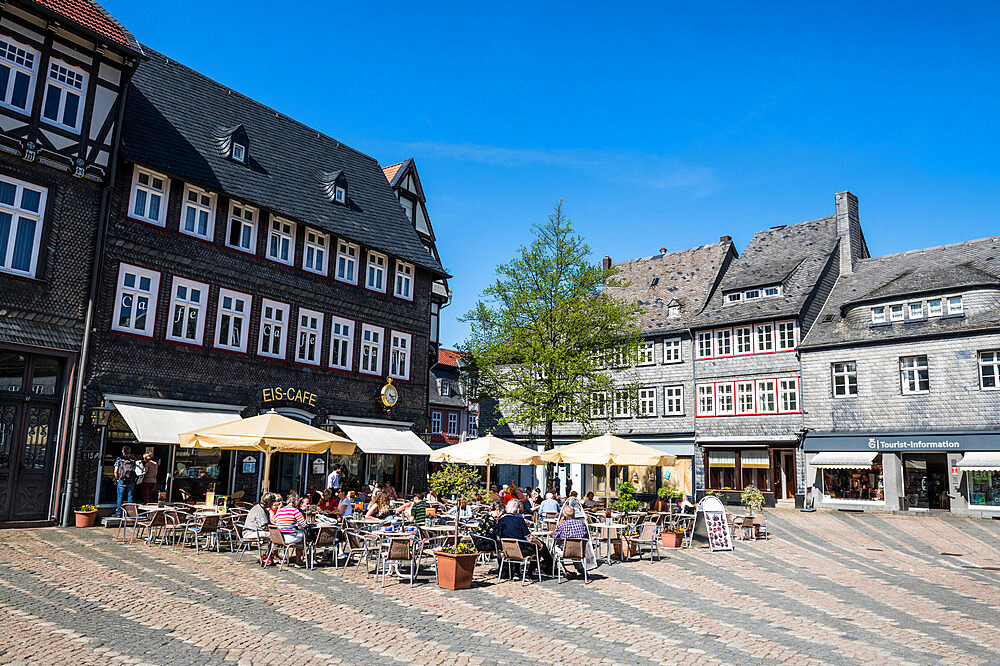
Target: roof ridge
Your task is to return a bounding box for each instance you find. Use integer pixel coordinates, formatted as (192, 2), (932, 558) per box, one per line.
(140, 44), (379, 166)
(857, 234), (1000, 265)
(611, 240), (730, 267)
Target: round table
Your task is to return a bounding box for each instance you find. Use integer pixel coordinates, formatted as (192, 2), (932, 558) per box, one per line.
(592, 522), (628, 565)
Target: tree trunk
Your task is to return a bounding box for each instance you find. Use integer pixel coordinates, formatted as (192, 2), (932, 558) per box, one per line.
(545, 419), (554, 488)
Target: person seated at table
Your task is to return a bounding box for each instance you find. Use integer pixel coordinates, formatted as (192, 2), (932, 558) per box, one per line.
(244, 493), (274, 539)
(318, 489), (337, 513)
(426, 489), (438, 504)
(562, 491), (584, 519)
(396, 492), (429, 523)
(498, 499), (552, 574)
(334, 488), (353, 520)
(285, 491), (300, 508)
(273, 497), (307, 567)
(551, 505), (589, 577)
(650, 491), (671, 513)
(529, 488), (541, 507)
(366, 490), (393, 520)
(383, 480), (397, 500)
(583, 491), (600, 509)
(305, 484), (322, 505)
(679, 495), (696, 514)
(472, 502), (501, 553)
(446, 499), (473, 520)
(267, 494), (283, 522)
(298, 496), (312, 513)
(538, 492), (560, 516)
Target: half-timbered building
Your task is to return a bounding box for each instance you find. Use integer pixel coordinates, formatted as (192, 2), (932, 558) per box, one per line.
(0, 0), (137, 524)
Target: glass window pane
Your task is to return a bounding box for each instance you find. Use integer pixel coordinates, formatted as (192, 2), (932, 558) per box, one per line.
(133, 189), (147, 217)
(11, 70), (29, 109)
(61, 91), (79, 126)
(148, 193), (161, 220)
(0, 211), (11, 263)
(0, 353), (26, 392)
(11, 216), (35, 272)
(42, 84), (59, 120)
(20, 188), (40, 212)
(0, 63), (11, 102)
(0, 180), (15, 205)
(30, 357), (59, 395)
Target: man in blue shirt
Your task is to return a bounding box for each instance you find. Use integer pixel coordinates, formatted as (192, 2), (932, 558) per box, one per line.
(498, 499), (552, 574)
(538, 493), (560, 516)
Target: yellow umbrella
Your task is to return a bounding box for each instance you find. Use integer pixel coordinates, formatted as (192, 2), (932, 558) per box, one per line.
(430, 433), (543, 490)
(177, 411), (355, 493)
(539, 434), (677, 505)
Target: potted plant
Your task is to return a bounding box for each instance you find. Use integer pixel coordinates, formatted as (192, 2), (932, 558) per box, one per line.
(430, 464), (481, 589)
(612, 481), (640, 558)
(74, 504), (98, 528)
(741, 484), (764, 517)
(661, 526), (684, 549)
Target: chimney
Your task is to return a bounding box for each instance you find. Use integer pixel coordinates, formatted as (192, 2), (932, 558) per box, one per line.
(602, 256), (612, 272)
(720, 235), (732, 243)
(835, 191), (861, 275)
(659, 247), (667, 255)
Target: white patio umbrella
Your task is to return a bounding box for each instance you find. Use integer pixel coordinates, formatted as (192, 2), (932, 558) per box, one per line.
(429, 433), (543, 490)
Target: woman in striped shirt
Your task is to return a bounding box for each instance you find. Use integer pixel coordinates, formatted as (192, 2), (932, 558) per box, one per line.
(273, 495), (307, 567)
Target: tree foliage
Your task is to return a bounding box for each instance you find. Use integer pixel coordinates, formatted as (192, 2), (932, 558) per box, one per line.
(461, 202), (642, 450)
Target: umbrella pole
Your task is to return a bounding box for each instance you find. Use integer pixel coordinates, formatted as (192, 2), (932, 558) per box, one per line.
(605, 462), (611, 509)
(262, 450), (272, 494)
(485, 458), (491, 493)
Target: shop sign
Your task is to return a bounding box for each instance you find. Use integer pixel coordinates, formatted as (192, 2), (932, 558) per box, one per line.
(866, 437), (960, 451)
(261, 387), (317, 407)
(312, 457), (325, 475)
(242, 456), (256, 473)
(692, 495), (733, 552)
(805, 432), (1000, 452)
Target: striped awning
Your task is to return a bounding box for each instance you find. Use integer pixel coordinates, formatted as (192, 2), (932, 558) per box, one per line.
(708, 451), (735, 468)
(956, 452), (1000, 472)
(741, 450), (770, 469)
(810, 451), (878, 469)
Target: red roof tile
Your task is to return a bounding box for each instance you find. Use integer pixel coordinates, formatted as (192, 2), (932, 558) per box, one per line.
(33, 0), (131, 49)
(381, 161), (404, 183)
(437, 348), (463, 367)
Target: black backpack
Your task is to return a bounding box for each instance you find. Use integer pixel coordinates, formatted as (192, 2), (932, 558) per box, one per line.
(119, 456), (136, 483)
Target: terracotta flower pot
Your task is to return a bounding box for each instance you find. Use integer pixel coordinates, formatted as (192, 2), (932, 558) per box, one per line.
(434, 551), (477, 590)
(74, 510), (98, 528)
(661, 531), (683, 549)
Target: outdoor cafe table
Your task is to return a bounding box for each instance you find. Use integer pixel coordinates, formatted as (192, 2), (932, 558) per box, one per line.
(592, 522), (628, 565)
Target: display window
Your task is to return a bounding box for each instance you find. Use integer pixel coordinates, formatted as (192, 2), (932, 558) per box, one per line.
(822, 455), (884, 501)
(707, 450), (736, 490)
(173, 448), (229, 502)
(969, 470), (1000, 507)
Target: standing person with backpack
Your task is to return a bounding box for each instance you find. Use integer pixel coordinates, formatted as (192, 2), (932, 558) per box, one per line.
(114, 446), (139, 516)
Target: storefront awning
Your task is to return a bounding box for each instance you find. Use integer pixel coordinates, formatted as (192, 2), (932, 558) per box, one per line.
(109, 396), (244, 445)
(810, 451), (878, 469)
(956, 452), (1000, 472)
(334, 421), (433, 456)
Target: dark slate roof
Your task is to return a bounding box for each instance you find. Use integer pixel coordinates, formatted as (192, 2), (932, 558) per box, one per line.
(693, 216), (840, 327)
(801, 235), (1000, 349)
(122, 47), (445, 276)
(603, 241), (735, 335)
(0, 312), (82, 351)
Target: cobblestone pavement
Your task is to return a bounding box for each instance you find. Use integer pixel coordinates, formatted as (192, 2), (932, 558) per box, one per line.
(1, 510), (999, 665)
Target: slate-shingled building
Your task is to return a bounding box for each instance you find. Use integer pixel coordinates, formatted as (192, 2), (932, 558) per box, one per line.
(0, 0), (138, 524)
(74, 47), (447, 508)
(800, 235), (1000, 516)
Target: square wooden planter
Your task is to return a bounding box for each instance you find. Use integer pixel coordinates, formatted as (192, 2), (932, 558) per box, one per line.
(434, 551), (477, 590)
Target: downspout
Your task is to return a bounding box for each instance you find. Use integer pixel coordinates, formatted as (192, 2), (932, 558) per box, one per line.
(60, 61), (134, 527)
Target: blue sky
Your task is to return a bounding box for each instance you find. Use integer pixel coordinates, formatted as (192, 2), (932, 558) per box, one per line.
(105, 1), (999, 348)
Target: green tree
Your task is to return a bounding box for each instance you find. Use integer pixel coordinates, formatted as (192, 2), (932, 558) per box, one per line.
(462, 202), (642, 455)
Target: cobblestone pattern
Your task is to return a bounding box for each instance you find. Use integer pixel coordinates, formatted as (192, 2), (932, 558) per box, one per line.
(1, 510), (999, 664)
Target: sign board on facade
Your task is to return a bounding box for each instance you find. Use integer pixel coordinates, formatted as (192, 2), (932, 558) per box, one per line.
(312, 457), (325, 475)
(261, 387), (317, 407)
(691, 495), (733, 552)
(805, 432), (1000, 453)
(242, 456), (256, 474)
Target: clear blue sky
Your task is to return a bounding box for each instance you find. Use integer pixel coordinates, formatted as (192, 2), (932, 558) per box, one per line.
(105, 1), (999, 348)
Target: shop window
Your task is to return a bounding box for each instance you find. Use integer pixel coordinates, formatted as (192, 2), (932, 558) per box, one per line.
(0, 173), (47, 278)
(740, 450), (771, 491)
(969, 470), (1000, 507)
(823, 455), (884, 500)
(165, 276), (208, 346)
(707, 450), (736, 490)
(359, 323), (383, 375)
(112, 263), (160, 337)
(980, 351), (1000, 390)
(30, 357), (59, 395)
(295, 308), (323, 365)
(257, 299), (289, 359)
(329, 316), (353, 370)
(173, 447), (228, 502)
(832, 361), (858, 397)
(0, 352), (25, 392)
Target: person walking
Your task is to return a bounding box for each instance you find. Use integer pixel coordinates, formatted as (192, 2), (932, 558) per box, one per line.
(138, 453), (158, 504)
(327, 465), (341, 492)
(114, 446), (138, 516)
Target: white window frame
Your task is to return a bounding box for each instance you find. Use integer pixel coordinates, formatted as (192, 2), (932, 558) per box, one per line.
(359, 323), (383, 376)
(214, 288), (251, 353)
(734, 326), (753, 355)
(394, 260), (414, 300)
(231, 143), (246, 163)
(365, 251), (387, 292)
(725, 292), (742, 305)
(389, 330), (411, 380)
(778, 378), (799, 413)
(329, 316), (355, 371)
(696, 331), (713, 359)
(755, 323), (774, 353)
(446, 412), (459, 436)
(226, 201), (258, 254)
(335, 241), (359, 285)
(663, 385), (683, 415)
(908, 302), (924, 320)
(440, 379), (451, 397)
(871, 306), (887, 324)
(467, 414), (479, 439)
(889, 304), (905, 322)
(294, 307), (323, 366)
(947, 296), (964, 315)
(832, 361), (858, 397)
(334, 186), (346, 204)
(714, 329), (732, 357)
(696, 384), (714, 416)
(179, 184), (216, 241)
(40, 58), (86, 133)
(756, 379), (777, 414)
(266, 216), (296, 265)
(0, 173), (47, 278)
(776, 320), (797, 351)
(900, 356), (929, 394)
(663, 337), (682, 363)
(612, 389), (631, 418)
(715, 382), (735, 415)
(745, 289), (761, 300)
(302, 228), (329, 276)
(927, 299), (942, 317)
(763, 285), (781, 297)
(591, 391), (609, 418)
(111, 263), (160, 338)
(637, 340), (655, 365)
(667, 304), (680, 318)
(257, 298), (289, 359)
(735, 381), (755, 415)
(430, 411), (442, 434)
(979, 351), (1000, 390)
(128, 165), (169, 227)
(164, 276), (208, 346)
(0, 37), (38, 114)
(637, 387), (656, 417)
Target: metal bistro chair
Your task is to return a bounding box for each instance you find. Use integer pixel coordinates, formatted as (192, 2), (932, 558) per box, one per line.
(181, 514), (222, 554)
(267, 526), (302, 572)
(231, 522), (267, 564)
(735, 515), (755, 541)
(116, 503), (142, 542)
(307, 525), (339, 570)
(341, 529), (378, 577)
(381, 536), (419, 588)
(552, 537), (589, 584)
(132, 509), (167, 546)
(498, 538), (542, 586)
(625, 521), (660, 561)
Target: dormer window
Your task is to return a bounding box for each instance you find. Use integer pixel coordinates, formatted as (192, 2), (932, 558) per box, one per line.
(319, 170), (349, 204)
(726, 293), (742, 304)
(667, 303), (680, 318)
(232, 142), (246, 163)
(335, 186), (346, 203)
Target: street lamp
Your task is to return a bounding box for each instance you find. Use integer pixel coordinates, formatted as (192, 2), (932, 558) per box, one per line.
(89, 405), (114, 428)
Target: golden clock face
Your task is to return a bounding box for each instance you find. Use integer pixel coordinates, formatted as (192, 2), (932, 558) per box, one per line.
(381, 382), (399, 407)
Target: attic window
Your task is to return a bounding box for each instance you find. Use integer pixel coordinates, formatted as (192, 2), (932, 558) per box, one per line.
(232, 143), (246, 163)
(335, 186), (346, 203)
(667, 304), (680, 318)
(822, 314), (834, 323)
(319, 169), (348, 204)
(650, 277), (659, 286)
(726, 293), (742, 304)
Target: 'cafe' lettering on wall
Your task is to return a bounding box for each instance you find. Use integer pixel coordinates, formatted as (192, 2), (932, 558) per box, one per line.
(261, 387), (317, 407)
